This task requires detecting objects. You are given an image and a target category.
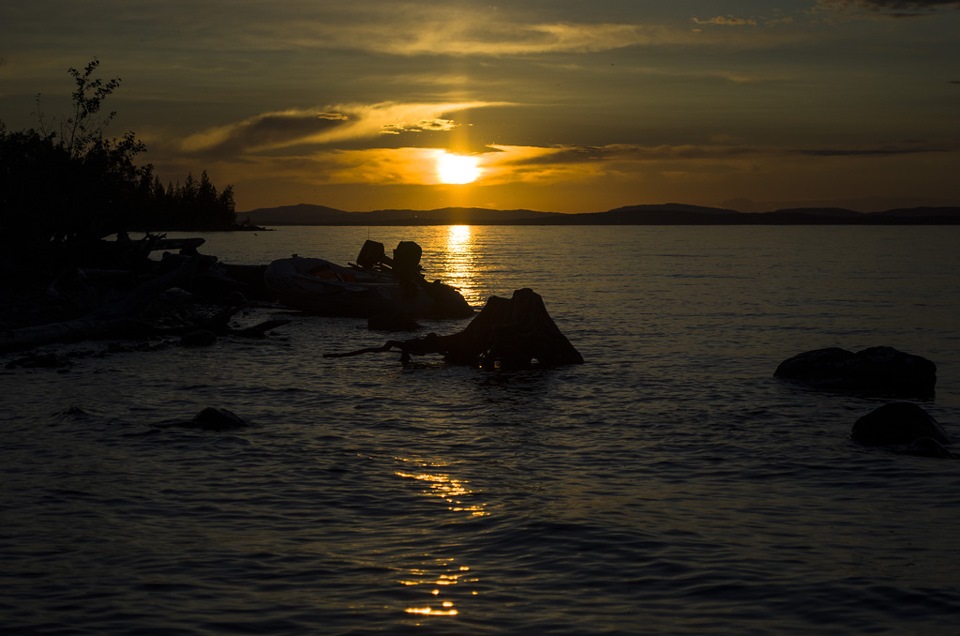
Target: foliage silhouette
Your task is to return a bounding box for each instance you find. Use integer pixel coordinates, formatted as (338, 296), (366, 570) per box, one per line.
(0, 58), (238, 278)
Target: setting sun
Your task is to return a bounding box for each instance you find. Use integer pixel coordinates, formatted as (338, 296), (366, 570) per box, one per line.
(436, 152), (481, 185)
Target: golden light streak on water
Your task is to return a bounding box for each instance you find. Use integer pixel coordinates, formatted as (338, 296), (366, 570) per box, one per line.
(394, 468), (489, 518)
(448, 224), (471, 249)
(435, 224), (482, 307)
(395, 459), (486, 621)
(405, 606), (460, 616)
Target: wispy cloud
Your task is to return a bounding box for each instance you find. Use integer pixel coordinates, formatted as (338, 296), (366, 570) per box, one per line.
(381, 119), (459, 135)
(793, 144), (951, 156)
(692, 16), (759, 27)
(180, 101), (503, 156)
(180, 111), (348, 155)
(477, 141), (957, 184)
(209, 4), (676, 57)
(465, 143), (768, 186)
(494, 144), (761, 166)
(313, 20), (664, 57)
(815, 0), (960, 17)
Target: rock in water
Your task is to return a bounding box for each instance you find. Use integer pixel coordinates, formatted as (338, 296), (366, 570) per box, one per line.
(325, 288), (583, 369)
(851, 402), (955, 457)
(188, 407), (248, 431)
(441, 288), (583, 368)
(775, 346), (936, 398)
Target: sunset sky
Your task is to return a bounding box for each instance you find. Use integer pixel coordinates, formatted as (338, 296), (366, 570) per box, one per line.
(2, 1), (959, 213)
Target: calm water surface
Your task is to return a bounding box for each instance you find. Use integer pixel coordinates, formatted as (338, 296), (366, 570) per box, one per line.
(2, 226), (960, 634)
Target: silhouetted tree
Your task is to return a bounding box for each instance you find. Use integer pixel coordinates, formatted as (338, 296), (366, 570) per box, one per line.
(0, 59), (151, 271)
(0, 58), (239, 278)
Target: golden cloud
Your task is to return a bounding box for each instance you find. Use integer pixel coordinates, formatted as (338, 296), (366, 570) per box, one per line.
(180, 101), (504, 155)
(237, 4), (675, 56)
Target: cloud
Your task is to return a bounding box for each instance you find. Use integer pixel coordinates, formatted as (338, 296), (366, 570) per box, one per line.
(180, 111), (348, 155)
(473, 142), (957, 186)
(494, 144), (761, 166)
(204, 4), (676, 57)
(815, 0), (960, 17)
(461, 143), (767, 186)
(792, 145), (951, 156)
(324, 20), (664, 56)
(692, 16), (759, 27)
(180, 101), (501, 156)
(381, 119), (459, 135)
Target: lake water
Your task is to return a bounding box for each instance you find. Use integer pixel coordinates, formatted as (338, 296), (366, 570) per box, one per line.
(2, 225), (960, 635)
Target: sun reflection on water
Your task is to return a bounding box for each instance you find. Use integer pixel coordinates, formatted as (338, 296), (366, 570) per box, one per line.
(394, 459), (486, 621)
(448, 224), (471, 248)
(431, 225), (483, 308)
(394, 468), (489, 518)
(397, 558), (477, 619)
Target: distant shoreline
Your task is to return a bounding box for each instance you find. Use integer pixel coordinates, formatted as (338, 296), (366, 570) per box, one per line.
(237, 203), (960, 226)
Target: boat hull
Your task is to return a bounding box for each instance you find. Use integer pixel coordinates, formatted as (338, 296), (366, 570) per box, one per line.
(264, 256), (472, 318)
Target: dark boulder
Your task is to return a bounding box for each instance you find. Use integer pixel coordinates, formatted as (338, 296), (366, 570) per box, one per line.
(852, 402), (954, 458)
(326, 288), (583, 369)
(155, 407), (249, 432)
(187, 407), (249, 431)
(775, 346), (936, 398)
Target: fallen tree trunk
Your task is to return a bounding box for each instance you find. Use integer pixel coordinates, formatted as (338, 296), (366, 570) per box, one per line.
(324, 288), (584, 369)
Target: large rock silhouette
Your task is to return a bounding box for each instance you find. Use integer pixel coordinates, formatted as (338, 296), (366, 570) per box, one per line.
(775, 346), (936, 398)
(325, 288), (583, 369)
(852, 402), (954, 458)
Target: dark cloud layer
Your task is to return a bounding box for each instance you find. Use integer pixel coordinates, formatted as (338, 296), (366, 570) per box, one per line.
(183, 111), (348, 156)
(793, 145), (949, 157)
(504, 144), (762, 168)
(818, 0), (960, 16)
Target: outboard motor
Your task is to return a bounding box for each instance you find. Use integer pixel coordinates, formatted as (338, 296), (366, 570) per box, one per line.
(356, 240), (386, 269)
(392, 241), (422, 281)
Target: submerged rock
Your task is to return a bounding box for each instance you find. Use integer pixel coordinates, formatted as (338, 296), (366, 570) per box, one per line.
(775, 346), (936, 398)
(190, 407), (248, 431)
(163, 407), (250, 432)
(852, 402), (954, 458)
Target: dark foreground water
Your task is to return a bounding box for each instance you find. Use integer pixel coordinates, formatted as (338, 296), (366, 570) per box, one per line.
(3, 226), (960, 635)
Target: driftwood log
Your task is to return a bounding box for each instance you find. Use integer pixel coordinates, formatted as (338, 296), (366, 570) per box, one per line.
(324, 288), (584, 369)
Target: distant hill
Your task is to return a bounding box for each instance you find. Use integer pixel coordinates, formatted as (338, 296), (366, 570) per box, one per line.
(237, 203), (352, 225)
(872, 207), (960, 220)
(569, 203), (742, 224)
(237, 203), (960, 226)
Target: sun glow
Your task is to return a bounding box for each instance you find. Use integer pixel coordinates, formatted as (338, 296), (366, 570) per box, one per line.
(436, 152), (481, 184)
